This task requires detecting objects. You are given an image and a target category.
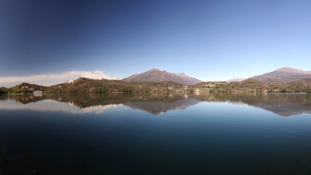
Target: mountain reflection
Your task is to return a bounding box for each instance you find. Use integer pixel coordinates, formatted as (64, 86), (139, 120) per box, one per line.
(124, 98), (200, 114)
(0, 92), (311, 116)
(197, 92), (311, 117)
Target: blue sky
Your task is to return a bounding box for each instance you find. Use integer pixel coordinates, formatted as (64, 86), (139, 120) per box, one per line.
(1, 0), (311, 86)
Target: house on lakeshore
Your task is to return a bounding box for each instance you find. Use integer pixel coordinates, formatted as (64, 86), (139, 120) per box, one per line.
(34, 90), (43, 96)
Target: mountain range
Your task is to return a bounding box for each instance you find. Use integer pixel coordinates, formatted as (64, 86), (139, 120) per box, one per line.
(122, 68), (200, 85)
(122, 67), (311, 85)
(2, 67), (311, 94)
(252, 67), (311, 84)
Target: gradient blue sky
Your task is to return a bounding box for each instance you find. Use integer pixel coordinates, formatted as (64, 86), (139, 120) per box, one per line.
(1, 0), (311, 86)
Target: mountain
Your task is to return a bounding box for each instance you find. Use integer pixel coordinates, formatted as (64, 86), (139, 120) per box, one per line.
(227, 77), (246, 82)
(252, 67), (311, 83)
(122, 68), (201, 85)
(173, 73), (201, 85)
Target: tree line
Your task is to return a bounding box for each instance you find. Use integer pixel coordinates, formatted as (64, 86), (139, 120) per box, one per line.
(0, 87), (8, 94)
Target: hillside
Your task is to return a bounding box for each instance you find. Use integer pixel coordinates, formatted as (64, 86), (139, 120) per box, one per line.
(0, 83), (47, 94)
(252, 67), (311, 83)
(173, 73), (201, 85)
(44, 77), (187, 93)
(122, 68), (200, 85)
(195, 77), (311, 93)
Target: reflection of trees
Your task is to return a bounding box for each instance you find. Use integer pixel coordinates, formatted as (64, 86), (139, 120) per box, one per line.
(0, 94), (44, 104)
(1, 93), (188, 108)
(2, 92), (311, 117)
(49, 93), (189, 108)
(194, 92), (311, 116)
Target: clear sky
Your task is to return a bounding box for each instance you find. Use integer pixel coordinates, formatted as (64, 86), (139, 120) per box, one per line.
(1, 0), (311, 86)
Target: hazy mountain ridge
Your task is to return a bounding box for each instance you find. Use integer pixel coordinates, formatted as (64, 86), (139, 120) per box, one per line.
(227, 77), (246, 82)
(122, 68), (201, 85)
(252, 67), (311, 83)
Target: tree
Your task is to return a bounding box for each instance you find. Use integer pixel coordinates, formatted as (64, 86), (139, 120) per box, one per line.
(0, 87), (8, 94)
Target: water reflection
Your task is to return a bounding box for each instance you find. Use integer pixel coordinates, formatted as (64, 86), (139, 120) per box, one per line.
(1, 93), (311, 175)
(124, 98), (200, 114)
(0, 92), (311, 116)
(213, 93), (311, 116)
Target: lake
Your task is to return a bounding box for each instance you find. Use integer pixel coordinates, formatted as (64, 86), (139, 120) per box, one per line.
(0, 92), (311, 175)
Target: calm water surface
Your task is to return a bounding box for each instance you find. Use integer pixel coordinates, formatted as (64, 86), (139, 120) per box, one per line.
(0, 93), (311, 175)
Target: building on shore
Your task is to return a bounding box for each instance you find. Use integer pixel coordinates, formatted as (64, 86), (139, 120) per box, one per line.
(33, 91), (43, 96)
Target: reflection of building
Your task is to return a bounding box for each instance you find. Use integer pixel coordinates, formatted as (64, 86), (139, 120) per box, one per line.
(34, 91), (43, 96)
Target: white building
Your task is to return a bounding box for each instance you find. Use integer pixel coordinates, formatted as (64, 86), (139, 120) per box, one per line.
(34, 91), (43, 96)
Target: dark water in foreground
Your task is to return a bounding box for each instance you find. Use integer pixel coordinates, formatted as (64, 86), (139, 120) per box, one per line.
(1, 93), (311, 175)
